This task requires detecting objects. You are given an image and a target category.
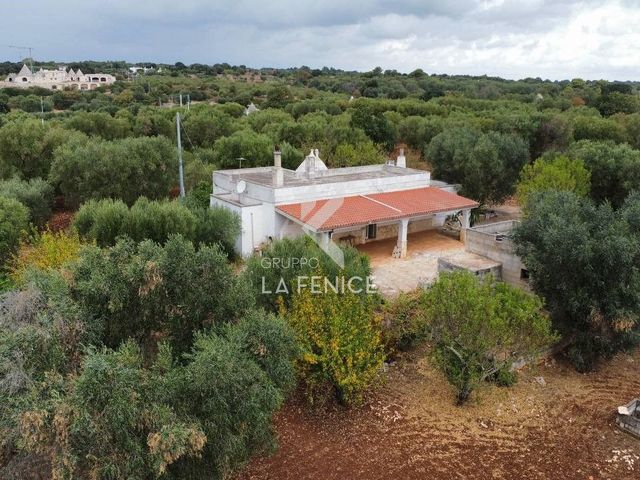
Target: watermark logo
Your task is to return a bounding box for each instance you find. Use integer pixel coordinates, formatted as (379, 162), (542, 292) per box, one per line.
(261, 271), (377, 295)
(260, 198), (378, 295)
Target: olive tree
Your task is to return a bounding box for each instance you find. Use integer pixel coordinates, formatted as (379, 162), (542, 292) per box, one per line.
(0, 196), (29, 266)
(0, 177), (54, 227)
(49, 136), (175, 207)
(516, 155), (590, 207)
(70, 235), (251, 356)
(423, 271), (556, 404)
(426, 127), (530, 205)
(513, 191), (640, 371)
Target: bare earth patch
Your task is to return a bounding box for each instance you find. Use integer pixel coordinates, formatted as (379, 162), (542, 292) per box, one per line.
(237, 346), (640, 480)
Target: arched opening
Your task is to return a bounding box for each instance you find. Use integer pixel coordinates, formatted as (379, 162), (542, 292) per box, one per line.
(100, 77), (106, 82)
(21, 77), (28, 82)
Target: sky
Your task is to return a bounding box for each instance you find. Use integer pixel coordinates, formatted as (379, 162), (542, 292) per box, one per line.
(1, 0), (640, 81)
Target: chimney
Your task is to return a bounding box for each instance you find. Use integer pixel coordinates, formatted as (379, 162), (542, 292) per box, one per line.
(273, 145), (282, 168)
(273, 146), (283, 187)
(306, 149), (317, 178)
(396, 148), (406, 168)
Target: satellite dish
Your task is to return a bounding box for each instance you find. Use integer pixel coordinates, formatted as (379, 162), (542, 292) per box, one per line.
(236, 180), (247, 194)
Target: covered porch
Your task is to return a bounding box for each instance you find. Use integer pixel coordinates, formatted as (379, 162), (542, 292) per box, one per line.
(275, 187), (479, 296)
(357, 229), (471, 297)
(276, 186), (478, 258)
(356, 229), (464, 267)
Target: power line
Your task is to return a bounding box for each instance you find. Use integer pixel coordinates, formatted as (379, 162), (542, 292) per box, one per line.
(7, 45), (35, 74)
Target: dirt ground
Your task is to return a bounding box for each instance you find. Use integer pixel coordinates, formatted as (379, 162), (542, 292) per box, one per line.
(237, 346), (640, 480)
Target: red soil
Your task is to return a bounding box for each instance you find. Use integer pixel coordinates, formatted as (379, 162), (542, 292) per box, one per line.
(237, 346), (640, 480)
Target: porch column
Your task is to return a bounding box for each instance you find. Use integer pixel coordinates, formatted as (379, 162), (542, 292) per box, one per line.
(397, 218), (409, 258)
(320, 231), (331, 249)
(460, 209), (471, 242)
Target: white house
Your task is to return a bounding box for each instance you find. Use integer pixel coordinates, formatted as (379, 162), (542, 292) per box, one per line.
(1, 64), (116, 90)
(211, 148), (478, 258)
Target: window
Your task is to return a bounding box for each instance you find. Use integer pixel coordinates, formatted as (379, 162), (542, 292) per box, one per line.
(520, 268), (530, 280)
(366, 223), (377, 240)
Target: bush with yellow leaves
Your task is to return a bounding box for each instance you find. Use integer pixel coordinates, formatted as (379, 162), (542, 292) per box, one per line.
(10, 230), (84, 284)
(282, 288), (385, 406)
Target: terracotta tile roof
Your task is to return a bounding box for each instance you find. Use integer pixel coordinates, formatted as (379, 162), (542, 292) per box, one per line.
(276, 187), (478, 231)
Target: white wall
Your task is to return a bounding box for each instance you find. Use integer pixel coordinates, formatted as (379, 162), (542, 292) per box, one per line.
(211, 196), (268, 256)
(213, 168), (432, 207)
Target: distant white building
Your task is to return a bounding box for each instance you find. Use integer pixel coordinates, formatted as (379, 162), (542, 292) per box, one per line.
(1, 64), (116, 90)
(244, 102), (259, 115)
(211, 148), (478, 257)
(129, 66), (155, 75)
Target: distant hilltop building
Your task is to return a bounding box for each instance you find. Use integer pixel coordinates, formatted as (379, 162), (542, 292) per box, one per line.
(129, 66), (157, 75)
(244, 102), (259, 115)
(1, 64), (116, 90)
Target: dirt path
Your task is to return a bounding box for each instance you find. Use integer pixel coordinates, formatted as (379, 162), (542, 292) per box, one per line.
(237, 347), (640, 480)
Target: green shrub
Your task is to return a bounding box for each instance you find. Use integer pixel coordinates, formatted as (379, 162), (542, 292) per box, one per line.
(426, 127), (530, 205)
(0, 196), (29, 266)
(17, 321), (294, 480)
(491, 367), (518, 387)
(0, 176), (54, 227)
(162, 327), (290, 478)
(190, 205), (240, 257)
(49, 136), (175, 207)
(2, 262), (295, 480)
(380, 291), (429, 354)
(225, 309), (299, 392)
(72, 342), (204, 478)
(64, 111), (132, 139)
(69, 235), (251, 356)
(283, 288), (384, 406)
(73, 198), (129, 247)
(517, 155), (590, 208)
(423, 271), (556, 404)
(566, 140), (640, 208)
(184, 181), (212, 210)
(0, 120), (84, 179)
(122, 197), (197, 244)
(73, 197), (240, 257)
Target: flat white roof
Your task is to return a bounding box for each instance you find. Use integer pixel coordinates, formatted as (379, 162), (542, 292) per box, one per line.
(215, 164), (429, 189)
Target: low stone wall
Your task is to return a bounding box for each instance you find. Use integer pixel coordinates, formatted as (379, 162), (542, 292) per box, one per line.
(465, 221), (529, 290)
(437, 256), (501, 280)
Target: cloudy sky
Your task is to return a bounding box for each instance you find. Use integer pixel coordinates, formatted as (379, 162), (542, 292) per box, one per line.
(2, 0), (640, 80)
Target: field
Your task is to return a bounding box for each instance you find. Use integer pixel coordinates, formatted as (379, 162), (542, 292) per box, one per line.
(238, 346), (640, 480)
